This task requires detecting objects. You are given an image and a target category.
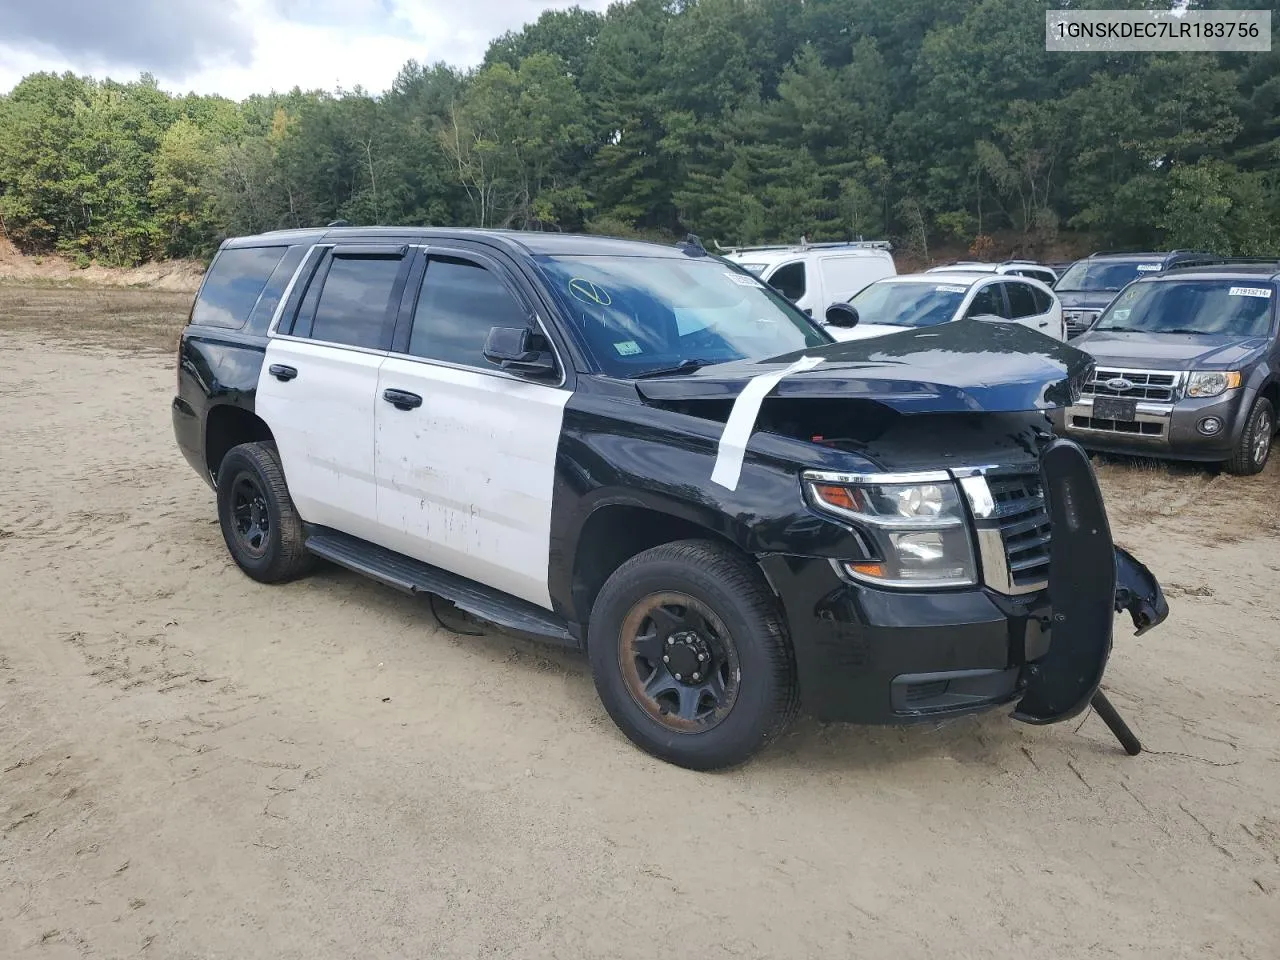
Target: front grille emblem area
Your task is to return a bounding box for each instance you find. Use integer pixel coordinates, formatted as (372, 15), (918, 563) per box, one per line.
(1105, 377), (1135, 393)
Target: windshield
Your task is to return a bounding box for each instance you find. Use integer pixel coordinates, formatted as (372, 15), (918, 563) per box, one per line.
(1057, 260), (1161, 292)
(846, 280), (967, 328)
(535, 255), (830, 376)
(1094, 279), (1275, 336)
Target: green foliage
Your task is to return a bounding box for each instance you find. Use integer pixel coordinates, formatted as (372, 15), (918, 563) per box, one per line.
(0, 1), (1277, 263)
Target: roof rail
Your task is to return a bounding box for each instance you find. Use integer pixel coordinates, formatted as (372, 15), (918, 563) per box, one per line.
(1167, 256), (1280, 268)
(713, 236), (893, 255)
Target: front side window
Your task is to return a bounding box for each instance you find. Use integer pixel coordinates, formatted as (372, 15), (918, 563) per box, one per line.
(300, 255), (402, 349)
(965, 283), (1008, 319)
(1094, 280), (1276, 337)
(408, 256), (528, 368)
(767, 261), (807, 301)
(192, 245), (289, 329)
(848, 281), (968, 328)
(535, 255), (829, 377)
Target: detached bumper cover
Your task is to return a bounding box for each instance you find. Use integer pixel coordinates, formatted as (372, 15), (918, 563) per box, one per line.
(1012, 438), (1168, 725)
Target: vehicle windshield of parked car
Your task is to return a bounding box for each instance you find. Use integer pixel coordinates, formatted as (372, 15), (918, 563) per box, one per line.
(846, 280), (967, 328)
(1093, 279), (1276, 337)
(1056, 260), (1159, 292)
(535, 255), (831, 377)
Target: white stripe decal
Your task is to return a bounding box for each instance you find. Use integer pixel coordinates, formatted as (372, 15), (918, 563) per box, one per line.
(710, 355), (824, 491)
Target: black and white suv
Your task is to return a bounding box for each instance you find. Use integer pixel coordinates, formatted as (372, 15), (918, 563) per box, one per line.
(172, 227), (1168, 770)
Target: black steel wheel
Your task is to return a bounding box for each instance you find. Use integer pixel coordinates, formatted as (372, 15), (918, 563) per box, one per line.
(617, 591), (741, 733)
(588, 539), (799, 771)
(215, 442), (314, 583)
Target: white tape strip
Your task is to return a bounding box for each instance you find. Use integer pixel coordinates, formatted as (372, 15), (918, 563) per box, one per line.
(710, 355), (824, 491)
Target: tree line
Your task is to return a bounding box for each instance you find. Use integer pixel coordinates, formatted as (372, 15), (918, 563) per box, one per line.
(1, 0), (1278, 267)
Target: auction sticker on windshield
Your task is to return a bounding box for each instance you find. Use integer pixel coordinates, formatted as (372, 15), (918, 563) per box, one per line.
(725, 272), (763, 287)
(936, 284), (967, 293)
(613, 340), (642, 356)
(1229, 286), (1273, 298)
(1136, 264), (1161, 272)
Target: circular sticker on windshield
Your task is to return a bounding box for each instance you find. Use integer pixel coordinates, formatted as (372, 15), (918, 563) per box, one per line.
(568, 278), (612, 306)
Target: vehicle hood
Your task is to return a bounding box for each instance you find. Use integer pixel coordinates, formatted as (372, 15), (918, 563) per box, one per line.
(1057, 290), (1119, 311)
(1073, 330), (1268, 370)
(825, 322), (911, 342)
(634, 321), (1093, 414)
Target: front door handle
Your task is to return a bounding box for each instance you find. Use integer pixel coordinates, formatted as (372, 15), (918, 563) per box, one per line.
(269, 364), (297, 382)
(383, 388), (423, 411)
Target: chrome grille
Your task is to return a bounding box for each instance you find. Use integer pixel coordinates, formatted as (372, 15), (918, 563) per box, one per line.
(985, 473), (1052, 589)
(1081, 368), (1181, 402)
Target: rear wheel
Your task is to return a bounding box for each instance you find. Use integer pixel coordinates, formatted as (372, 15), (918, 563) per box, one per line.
(587, 540), (799, 771)
(215, 442), (314, 583)
(1225, 397), (1274, 476)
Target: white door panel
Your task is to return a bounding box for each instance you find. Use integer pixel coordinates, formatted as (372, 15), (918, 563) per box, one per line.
(374, 358), (570, 609)
(256, 338), (385, 541)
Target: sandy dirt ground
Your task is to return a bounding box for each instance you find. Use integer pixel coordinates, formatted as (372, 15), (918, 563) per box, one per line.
(2, 285), (1279, 959)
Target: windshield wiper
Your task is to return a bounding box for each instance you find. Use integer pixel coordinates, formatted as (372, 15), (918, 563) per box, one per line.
(633, 358), (721, 379)
(1159, 328), (1214, 335)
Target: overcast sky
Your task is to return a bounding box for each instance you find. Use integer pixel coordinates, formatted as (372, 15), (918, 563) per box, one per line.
(0, 0), (612, 100)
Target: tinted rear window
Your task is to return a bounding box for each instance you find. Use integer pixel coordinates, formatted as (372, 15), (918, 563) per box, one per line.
(192, 246), (290, 329)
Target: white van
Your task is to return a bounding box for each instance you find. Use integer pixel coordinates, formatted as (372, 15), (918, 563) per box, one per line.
(719, 239), (897, 319)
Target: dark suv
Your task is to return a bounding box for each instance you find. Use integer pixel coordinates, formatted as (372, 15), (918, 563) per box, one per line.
(1057, 250), (1220, 338)
(1055, 262), (1279, 474)
(172, 226), (1168, 770)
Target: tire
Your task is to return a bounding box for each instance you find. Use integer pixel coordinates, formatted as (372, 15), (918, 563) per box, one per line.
(587, 539), (800, 771)
(1225, 397), (1275, 476)
(215, 442), (314, 583)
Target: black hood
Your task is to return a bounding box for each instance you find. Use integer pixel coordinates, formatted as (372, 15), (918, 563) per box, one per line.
(1073, 330), (1269, 371)
(635, 320), (1094, 414)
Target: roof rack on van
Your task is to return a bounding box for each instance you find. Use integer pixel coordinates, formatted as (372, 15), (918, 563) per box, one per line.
(713, 236), (893, 255)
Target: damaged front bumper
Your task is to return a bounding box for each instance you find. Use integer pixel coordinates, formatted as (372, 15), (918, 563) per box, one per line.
(1012, 437), (1168, 725)
(759, 438), (1169, 727)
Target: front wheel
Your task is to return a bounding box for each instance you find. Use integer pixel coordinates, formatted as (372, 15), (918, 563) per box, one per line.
(587, 540), (799, 771)
(1225, 397), (1274, 476)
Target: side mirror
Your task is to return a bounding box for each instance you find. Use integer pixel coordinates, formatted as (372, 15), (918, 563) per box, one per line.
(483, 326), (557, 377)
(824, 303), (860, 328)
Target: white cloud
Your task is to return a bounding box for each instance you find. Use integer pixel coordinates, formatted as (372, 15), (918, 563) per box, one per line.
(0, 0), (611, 101)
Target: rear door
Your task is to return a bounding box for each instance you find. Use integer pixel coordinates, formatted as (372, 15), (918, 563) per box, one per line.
(373, 245), (572, 610)
(256, 243), (412, 542)
(1005, 279), (1060, 337)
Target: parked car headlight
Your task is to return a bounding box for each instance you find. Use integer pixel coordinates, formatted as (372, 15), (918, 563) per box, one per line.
(803, 472), (977, 588)
(1186, 370), (1242, 399)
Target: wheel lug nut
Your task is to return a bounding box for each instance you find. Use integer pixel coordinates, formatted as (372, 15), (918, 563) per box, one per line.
(674, 673), (683, 680)
(662, 655), (670, 663)
(697, 653), (706, 662)
(692, 672), (701, 681)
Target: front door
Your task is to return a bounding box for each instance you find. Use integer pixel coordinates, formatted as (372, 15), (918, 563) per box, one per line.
(373, 247), (571, 610)
(255, 244), (410, 543)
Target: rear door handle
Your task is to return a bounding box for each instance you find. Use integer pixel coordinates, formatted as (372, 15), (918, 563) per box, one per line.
(269, 364), (297, 382)
(383, 388), (423, 411)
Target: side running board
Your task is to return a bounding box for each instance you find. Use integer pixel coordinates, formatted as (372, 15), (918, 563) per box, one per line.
(304, 528), (577, 647)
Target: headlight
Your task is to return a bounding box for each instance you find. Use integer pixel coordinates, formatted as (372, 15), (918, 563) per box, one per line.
(804, 472), (977, 588)
(1186, 370), (1242, 399)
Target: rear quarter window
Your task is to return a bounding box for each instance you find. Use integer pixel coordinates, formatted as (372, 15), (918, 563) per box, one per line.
(191, 245), (291, 330)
